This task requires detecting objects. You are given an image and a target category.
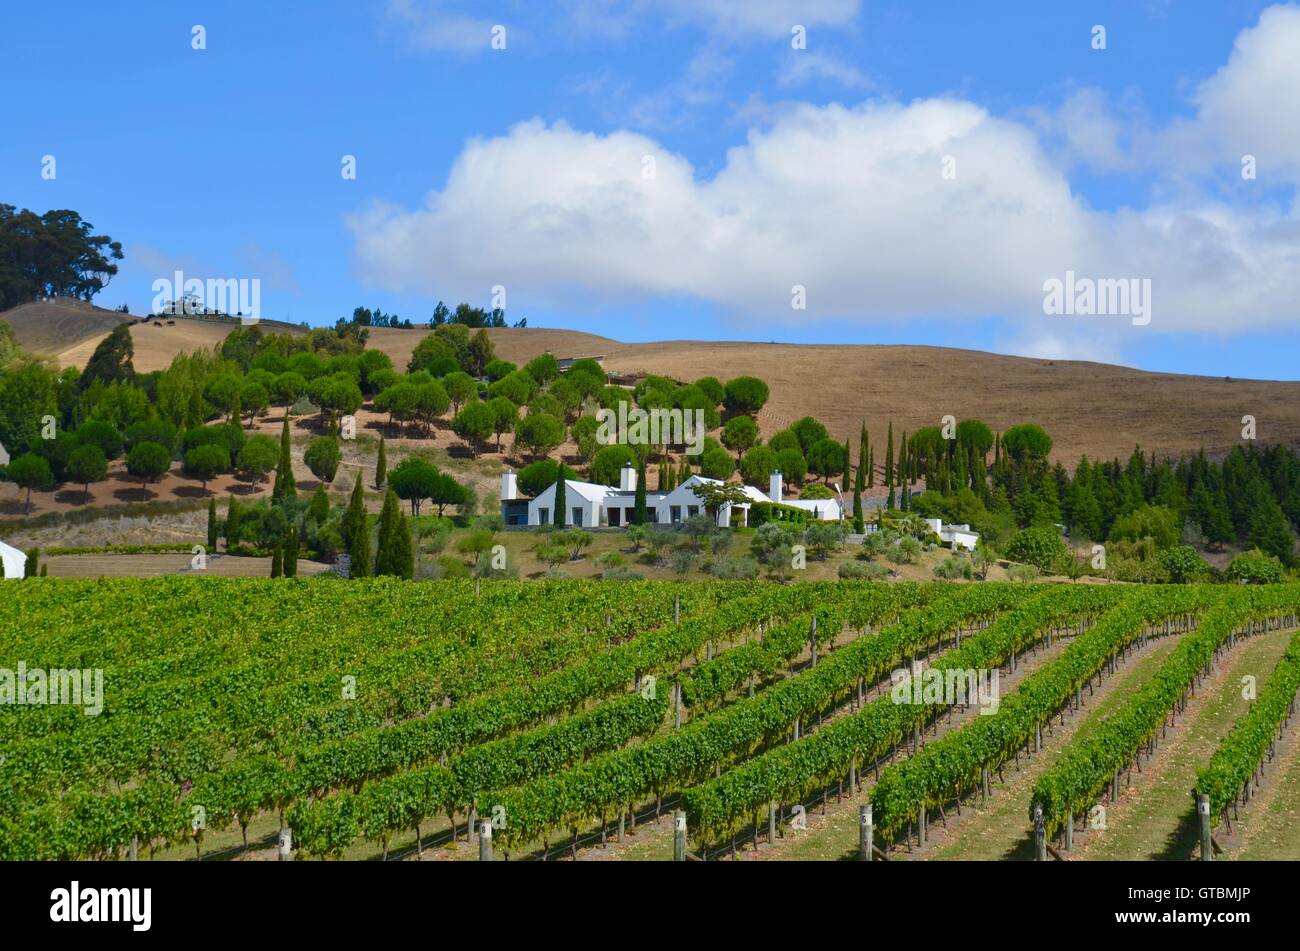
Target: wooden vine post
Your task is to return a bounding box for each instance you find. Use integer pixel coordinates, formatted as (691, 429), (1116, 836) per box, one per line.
(859, 804), (873, 861)
(1033, 804), (1047, 861)
(1197, 793), (1212, 862)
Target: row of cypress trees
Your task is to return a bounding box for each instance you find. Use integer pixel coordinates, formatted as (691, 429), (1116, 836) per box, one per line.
(342, 473), (414, 578)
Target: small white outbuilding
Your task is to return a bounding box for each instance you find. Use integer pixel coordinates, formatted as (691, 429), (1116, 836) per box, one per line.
(0, 540), (28, 579)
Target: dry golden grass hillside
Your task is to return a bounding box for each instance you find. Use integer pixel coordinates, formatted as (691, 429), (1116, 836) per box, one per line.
(8, 306), (1299, 469)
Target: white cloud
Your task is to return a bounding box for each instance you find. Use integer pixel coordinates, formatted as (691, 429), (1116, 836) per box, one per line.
(1037, 5), (1300, 181)
(777, 51), (872, 90)
(659, 0), (861, 39)
(1190, 4), (1300, 178)
(349, 5), (1300, 342)
(383, 0), (498, 54)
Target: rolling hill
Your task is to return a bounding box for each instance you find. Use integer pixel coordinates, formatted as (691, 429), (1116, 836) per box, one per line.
(1, 297), (133, 355)
(4, 304), (1298, 469)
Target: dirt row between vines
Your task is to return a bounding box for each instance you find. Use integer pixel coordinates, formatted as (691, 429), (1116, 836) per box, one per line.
(426, 609), (957, 862)
(565, 612), (1028, 862)
(188, 604), (866, 861)
(695, 624), (1188, 862)
(1213, 630), (1300, 861)
(1072, 627), (1295, 861)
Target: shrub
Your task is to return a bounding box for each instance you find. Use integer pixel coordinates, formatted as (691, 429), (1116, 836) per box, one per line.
(748, 501), (809, 528)
(670, 548), (698, 575)
(933, 554), (974, 580)
(1156, 545), (1211, 583)
(1227, 549), (1284, 585)
(1008, 563), (1040, 583)
(751, 521), (800, 568)
(303, 436), (342, 484)
(1004, 526), (1069, 573)
(838, 560), (867, 579)
(602, 565), (645, 581)
(800, 483), (835, 500)
(886, 535), (922, 566)
(290, 396), (320, 417)
(436, 555), (471, 578)
(805, 521), (847, 559)
(709, 556), (760, 580)
(1109, 504), (1182, 550)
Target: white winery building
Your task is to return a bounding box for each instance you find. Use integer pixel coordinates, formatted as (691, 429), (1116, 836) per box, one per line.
(0, 540), (27, 579)
(501, 465), (842, 528)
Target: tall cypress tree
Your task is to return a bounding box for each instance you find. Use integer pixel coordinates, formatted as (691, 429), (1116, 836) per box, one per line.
(308, 484), (330, 525)
(207, 496), (218, 550)
(633, 456), (648, 525)
(346, 474), (370, 577)
(272, 415), (296, 501)
(284, 527), (299, 578)
(376, 436), (388, 489)
(271, 545), (283, 578)
(852, 422), (866, 533)
(884, 422), (895, 509)
(868, 446), (874, 488)
(225, 496), (241, 549)
(374, 489), (414, 578)
(553, 464), (567, 526)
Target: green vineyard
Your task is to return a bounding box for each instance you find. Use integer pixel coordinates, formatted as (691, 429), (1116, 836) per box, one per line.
(2, 577), (1298, 862)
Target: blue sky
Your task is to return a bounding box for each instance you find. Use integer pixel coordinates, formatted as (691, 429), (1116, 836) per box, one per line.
(4, 1), (1299, 378)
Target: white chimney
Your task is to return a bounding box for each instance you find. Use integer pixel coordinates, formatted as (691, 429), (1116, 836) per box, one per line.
(620, 462), (637, 492)
(501, 467), (518, 501)
(769, 470), (783, 503)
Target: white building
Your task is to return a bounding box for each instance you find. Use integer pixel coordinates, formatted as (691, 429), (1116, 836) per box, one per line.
(0, 441), (9, 467)
(0, 540), (27, 579)
(501, 465), (842, 528)
(923, 517), (980, 552)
